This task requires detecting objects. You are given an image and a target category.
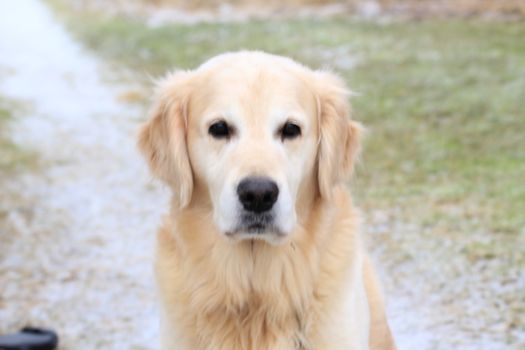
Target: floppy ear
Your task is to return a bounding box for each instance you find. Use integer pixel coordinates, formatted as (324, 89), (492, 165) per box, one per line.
(314, 71), (363, 199)
(138, 71), (195, 208)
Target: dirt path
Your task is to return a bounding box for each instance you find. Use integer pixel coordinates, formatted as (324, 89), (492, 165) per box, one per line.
(0, 1), (165, 348)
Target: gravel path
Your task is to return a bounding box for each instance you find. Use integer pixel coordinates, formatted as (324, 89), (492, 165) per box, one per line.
(1, 1), (519, 350)
(0, 1), (165, 348)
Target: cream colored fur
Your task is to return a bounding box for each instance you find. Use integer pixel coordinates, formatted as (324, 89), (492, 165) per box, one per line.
(138, 51), (396, 350)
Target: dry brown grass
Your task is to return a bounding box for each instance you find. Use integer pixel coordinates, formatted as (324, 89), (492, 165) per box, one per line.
(381, 0), (525, 18)
(135, 0), (525, 17)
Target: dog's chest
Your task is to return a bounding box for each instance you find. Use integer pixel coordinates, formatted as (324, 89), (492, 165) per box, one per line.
(189, 294), (312, 350)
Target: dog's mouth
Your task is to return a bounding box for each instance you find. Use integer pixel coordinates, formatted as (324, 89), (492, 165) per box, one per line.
(240, 212), (273, 233)
(225, 212), (285, 239)
(246, 223), (266, 232)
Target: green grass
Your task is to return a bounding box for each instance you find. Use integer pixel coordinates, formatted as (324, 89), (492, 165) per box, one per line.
(0, 97), (35, 174)
(49, 3), (525, 242)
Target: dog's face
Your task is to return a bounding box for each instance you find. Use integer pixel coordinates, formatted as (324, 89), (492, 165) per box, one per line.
(139, 52), (361, 245)
(186, 63), (319, 244)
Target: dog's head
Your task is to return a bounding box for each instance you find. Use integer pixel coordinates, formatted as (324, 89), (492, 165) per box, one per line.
(139, 52), (362, 245)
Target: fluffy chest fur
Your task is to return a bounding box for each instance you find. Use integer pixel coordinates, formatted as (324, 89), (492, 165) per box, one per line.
(156, 188), (368, 350)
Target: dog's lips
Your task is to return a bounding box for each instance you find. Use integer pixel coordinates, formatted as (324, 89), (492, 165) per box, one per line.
(239, 212), (276, 233)
(242, 211), (271, 225)
(222, 211), (290, 244)
(247, 223), (265, 231)
(224, 213), (286, 238)
(226, 223), (273, 236)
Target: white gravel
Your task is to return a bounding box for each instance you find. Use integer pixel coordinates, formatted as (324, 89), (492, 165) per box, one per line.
(0, 1), (165, 349)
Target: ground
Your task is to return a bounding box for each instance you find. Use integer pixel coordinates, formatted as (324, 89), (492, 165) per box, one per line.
(0, 0), (524, 349)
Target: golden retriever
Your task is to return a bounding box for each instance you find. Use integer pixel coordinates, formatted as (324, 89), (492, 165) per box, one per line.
(138, 51), (395, 350)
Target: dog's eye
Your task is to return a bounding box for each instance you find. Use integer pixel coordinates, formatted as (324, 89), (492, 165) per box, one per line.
(280, 122), (301, 140)
(208, 120), (231, 139)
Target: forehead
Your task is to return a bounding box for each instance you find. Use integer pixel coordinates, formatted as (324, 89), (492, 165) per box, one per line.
(189, 63), (317, 122)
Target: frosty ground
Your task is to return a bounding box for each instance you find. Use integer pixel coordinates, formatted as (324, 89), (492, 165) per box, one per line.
(0, 1), (163, 348)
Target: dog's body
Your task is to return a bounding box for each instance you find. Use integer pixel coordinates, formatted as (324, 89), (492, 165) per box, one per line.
(139, 52), (395, 350)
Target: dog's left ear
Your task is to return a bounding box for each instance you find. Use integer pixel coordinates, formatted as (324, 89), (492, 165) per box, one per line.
(314, 71), (363, 199)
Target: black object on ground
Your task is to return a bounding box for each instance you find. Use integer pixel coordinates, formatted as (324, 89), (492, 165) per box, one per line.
(0, 327), (58, 350)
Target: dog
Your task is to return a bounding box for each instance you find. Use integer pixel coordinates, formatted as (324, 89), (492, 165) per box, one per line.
(138, 51), (395, 350)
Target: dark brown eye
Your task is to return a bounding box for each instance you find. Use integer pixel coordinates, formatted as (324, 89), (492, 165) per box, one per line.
(280, 122), (301, 140)
(208, 120), (231, 139)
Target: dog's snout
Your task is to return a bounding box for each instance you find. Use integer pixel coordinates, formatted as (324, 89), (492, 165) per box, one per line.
(237, 177), (279, 213)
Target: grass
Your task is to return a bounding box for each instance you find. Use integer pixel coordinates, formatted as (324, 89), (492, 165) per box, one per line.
(48, 2), (525, 251)
(0, 96), (36, 245)
(0, 97), (35, 174)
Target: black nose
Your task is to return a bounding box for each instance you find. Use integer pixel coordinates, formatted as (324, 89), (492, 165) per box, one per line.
(237, 177), (279, 213)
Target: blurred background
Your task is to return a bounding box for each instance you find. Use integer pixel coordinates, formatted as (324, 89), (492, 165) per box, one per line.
(0, 0), (523, 349)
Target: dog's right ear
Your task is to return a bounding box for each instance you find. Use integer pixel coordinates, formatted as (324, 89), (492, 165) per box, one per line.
(138, 71), (195, 208)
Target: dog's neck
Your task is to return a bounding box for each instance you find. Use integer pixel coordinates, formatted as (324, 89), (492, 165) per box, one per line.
(162, 186), (359, 349)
